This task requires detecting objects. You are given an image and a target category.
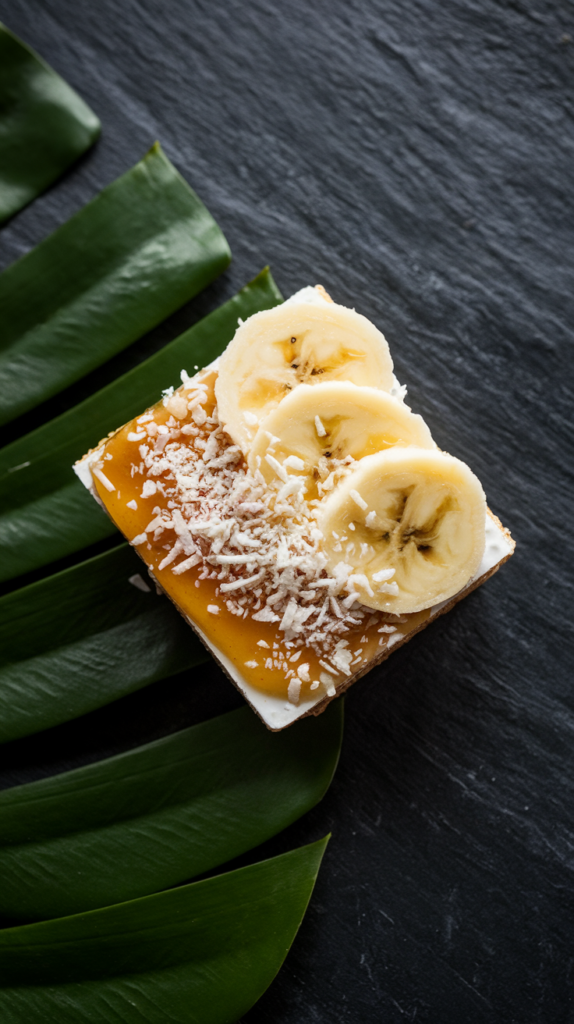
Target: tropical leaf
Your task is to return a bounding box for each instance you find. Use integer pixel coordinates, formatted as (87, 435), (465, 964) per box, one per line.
(0, 142), (231, 426)
(0, 703), (341, 921)
(0, 837), (328, 1022)
(0, 544), (209, 744)
(0, 269), (282, 583)
(0, 22), (100, 224)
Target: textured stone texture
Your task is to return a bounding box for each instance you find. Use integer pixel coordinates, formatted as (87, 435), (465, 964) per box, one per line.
(1, 0), (573, 1020)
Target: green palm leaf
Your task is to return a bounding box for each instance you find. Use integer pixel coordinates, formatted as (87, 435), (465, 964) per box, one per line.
(0, 544), (209, 744)
(0, 142), (231, 426)
(0, 30), (335, 1013)
(0, 704), (341, 921)
(0, 269), (282, 582)
(0, 837), (329, 1022)
(0, 23), (101, 223)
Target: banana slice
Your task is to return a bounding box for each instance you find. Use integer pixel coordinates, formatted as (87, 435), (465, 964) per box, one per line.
(318, 447), (486, 614)
(248, 382), (435, 497)
(215, 300), (395, 452)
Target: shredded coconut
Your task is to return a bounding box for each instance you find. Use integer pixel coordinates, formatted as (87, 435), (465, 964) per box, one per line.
(387, 632), (403, 647)
(379, 581), (400, 595)
(349, 489), (368, 511)
(283, 455), (305, 470)
(373, 568), (395, 582)
(142, 480), (157, 498)
(128, 573), (151, 593)
(287, 678), (302, 704)
(92, 466), (115, 492)
(125, 375), (390, 678)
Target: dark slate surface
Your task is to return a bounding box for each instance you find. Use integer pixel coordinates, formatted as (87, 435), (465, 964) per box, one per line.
(1, 0), (573, 1020)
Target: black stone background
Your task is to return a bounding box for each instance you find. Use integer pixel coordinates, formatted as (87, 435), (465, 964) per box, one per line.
(0, 0), (573, 1020)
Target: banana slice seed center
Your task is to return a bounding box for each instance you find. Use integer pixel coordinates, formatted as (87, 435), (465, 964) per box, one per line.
(367, 490), (458, 563)
(278, 331), (368, 386)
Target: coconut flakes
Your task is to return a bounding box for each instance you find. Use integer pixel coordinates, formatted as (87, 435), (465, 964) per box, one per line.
(130, 378), (384, 674)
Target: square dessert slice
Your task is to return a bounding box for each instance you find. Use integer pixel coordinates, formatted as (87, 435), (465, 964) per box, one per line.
(75, 288), (514, 730)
